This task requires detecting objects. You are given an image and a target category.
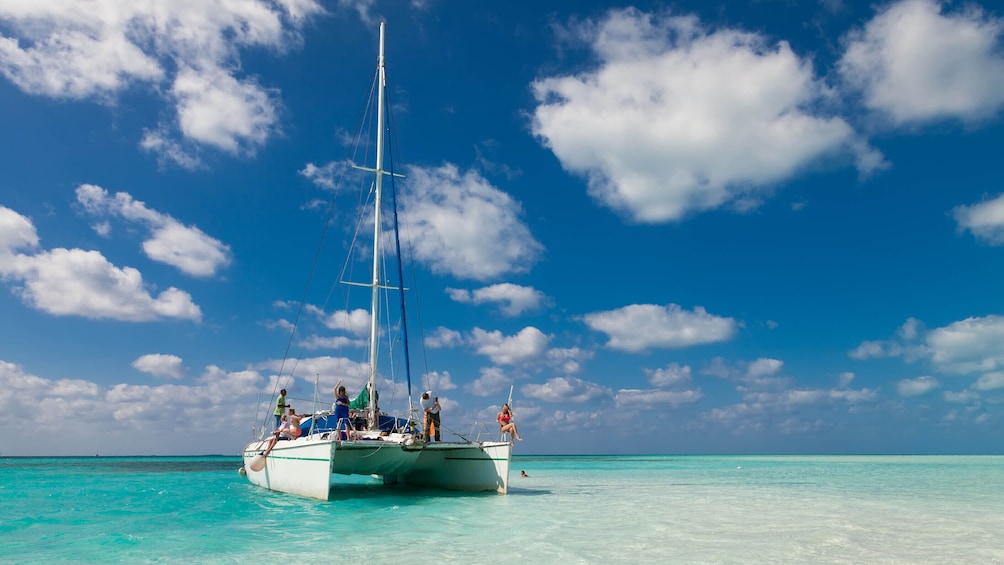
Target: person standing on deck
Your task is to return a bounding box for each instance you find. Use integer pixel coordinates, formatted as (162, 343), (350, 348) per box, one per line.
(333, 379), (351, 440)
(421, 391), (441, 441)
(274, 389), (289, 429)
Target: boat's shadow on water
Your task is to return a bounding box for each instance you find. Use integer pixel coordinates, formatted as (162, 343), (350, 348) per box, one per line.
(322, 483), (554, 504)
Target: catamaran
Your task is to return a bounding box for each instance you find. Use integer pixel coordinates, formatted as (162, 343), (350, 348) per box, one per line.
(239, 23), (512, 500)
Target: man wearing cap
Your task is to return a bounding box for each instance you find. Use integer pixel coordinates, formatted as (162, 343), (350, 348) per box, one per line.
(420, 391), (441, 442)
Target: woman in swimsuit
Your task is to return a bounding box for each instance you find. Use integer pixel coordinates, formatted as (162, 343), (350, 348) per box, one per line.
(333, 379), (351, 440)
(496, 403), (522, 442)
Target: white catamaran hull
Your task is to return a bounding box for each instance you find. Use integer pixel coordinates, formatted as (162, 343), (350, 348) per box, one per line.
(242, 435), (512, 500)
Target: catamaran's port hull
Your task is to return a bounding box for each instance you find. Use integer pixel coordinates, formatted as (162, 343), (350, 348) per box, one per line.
(241, 436), (511, 500)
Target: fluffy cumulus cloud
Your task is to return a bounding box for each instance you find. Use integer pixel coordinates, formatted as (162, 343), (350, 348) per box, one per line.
(424, 326), (463, 349)
(319, 308), (373, 337)
(256, 355), (371, 393)
(848, 318), (928, 361)
(839, 0), (1004, 126)
(132, 353), (185, 379)
(524, 376), (611, 403)
(583, 303), (736, 352)
(617, 362), (703, 409)
(615, 388), (703, 408)
(532, 7), (882, 223)
(897, 375), (940, 397)
(926, 315), (1004, 374)
(0, 0), (325, 166)
(545, 347), (593, 375)
(403, 164), (544, 281)
(447, 283), (548, 316)
(853, 315), (1004, 395)
(470, 326), (550, 366)
(747, 358), (784, 379)
(76, 184), (232, 277)
(466, 366), (512, 397)
(698, 354), (878, 431)
(421, 370), (458, 393)
(0, 358), (266, 454)
(0, 205), (202, 322)
(953, 193), (1004, 245)
(646, 362), (692, 388)
(973, 372), (1004, 391)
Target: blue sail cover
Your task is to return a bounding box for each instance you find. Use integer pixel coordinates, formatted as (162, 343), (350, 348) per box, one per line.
(300, 413), (408, 436)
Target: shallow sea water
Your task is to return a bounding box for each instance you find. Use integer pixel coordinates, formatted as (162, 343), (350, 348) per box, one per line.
(1, 455), (1002, 563)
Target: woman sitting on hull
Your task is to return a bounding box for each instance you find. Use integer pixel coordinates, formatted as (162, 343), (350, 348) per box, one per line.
(497, 403), (522, 443)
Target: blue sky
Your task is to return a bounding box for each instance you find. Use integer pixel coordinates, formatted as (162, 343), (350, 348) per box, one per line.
(2, 0), (1004, 456)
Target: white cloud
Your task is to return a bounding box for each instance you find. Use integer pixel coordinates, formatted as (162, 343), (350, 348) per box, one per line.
(257, 355), (371, 394)
(140, 130), (203, 170)
(447, 283), (548, 316)
(171, 65), (277, 154)
(747, 358), (783, 378)
(849, 318), (927, 360)
(132, 354), (185, 379)
(839, 0), (1004, 126)
(703, 381), (878, 431)
(524, 376), (611, 403)
(424, 326), (463, 349)
(75, 184), (231, 277)
(0, 358), (267, 455)
(0, 204), (39, 254)
(897, 375), (940, 397)
(402, 164), (543, 281)
(545, 346), (593, 375)
(583, 303), (735, 352)
(320, 308), (372, 337)
(927, 315), (1004, 374)
(0, 205), (202, 322)
(953, 193), (1004, 245)
(470, 326), (549, 366)
(532, 7), (882, 223)
(299, 332), (365, 350)
(973, 371), (1004, 391)
(466, 366), (512, 397)
(0, 0), (324, 163)
(614, 388), (703, 408)
(646, 362), (692, 388)
(421, 370), (458, 393)
(838, 372), (855, 387)
(300, 161), (349, 190)
(943, 389), (979, 403)
(828, 388), (878, 403)
(849, 339), (891, 360)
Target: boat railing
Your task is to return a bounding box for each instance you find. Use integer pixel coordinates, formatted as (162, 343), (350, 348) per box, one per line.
(468, 421), (507, 443)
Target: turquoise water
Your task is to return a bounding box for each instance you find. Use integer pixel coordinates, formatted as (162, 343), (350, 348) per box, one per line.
(1, 455), (1002, 563)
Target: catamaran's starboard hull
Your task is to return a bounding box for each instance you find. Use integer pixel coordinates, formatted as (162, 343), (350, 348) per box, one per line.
(241, 436), (511, 500)
(395, 441), (511, 493)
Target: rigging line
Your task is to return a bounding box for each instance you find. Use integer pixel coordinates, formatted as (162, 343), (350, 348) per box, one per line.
(383, 88), (426, 395)
(385, 120), (415, 401)
(269, 62), (382, 409)
(326, 69), (382, 388)
(325, 71), (379, 329)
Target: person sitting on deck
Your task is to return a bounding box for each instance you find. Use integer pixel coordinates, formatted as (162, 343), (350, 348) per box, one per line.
(261, 414), (297, 457)
(287, 408), (304, 439)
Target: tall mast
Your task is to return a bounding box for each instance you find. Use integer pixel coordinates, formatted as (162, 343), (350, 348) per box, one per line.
(366, 22), (386, 431)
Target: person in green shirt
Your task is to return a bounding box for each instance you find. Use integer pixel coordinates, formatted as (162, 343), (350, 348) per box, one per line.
(274, 389), (289, 429)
